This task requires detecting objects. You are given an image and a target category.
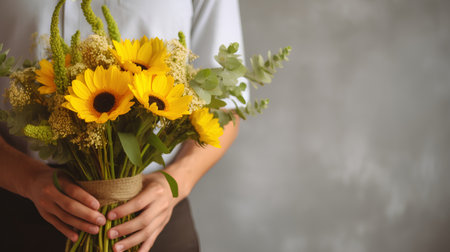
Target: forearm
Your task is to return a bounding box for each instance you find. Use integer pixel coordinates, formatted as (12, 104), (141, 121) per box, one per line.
(0, 136), (48, 198)
(164, 115), (240, 201)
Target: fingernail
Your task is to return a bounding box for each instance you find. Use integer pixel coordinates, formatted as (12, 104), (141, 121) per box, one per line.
(91, 201), (100, 209)
(96, 216), (106, 226)
(110, 229), (118, 239)
(115, 244), (123, 252)
(89, 226), (99, 234)
(108, 212), (117, 220)
(71, 234), (78, 242)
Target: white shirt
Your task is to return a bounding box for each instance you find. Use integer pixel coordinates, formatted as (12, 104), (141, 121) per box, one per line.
(0, 0), (248, 172)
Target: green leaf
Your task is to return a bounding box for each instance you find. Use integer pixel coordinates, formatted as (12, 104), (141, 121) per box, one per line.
(215, 43), (245, 71)
(201, 76), (219, 90)
(153, 154), (166, 167)
(191, 84), (212, 104)
(192, 69), (219, 90)
(236, 95), (246, 104)
(213, 109), (235, 127)
(159, 170), (178, 197)
(194, 69), (211, 82)
(241, 99), (269, 117)
(227, 42), (239, 54)
(148, 132), (170, 154)
(209, 97), (227, 109)
(118, 132), (143, 168)
(233, 101), (247, 120)
(244, 46), (291, 86)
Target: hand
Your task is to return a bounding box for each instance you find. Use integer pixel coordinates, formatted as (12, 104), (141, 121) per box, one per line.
(27, 168), (106, 242)
(107, 172), (180, 252)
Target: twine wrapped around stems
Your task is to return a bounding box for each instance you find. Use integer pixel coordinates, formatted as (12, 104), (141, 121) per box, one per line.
(77, 174), (143, 206)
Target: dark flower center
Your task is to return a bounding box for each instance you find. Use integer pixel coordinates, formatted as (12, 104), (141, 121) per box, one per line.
(134, 62), (148, 70)
(149, 96), (165, 110)
(93, 92), (116, 113)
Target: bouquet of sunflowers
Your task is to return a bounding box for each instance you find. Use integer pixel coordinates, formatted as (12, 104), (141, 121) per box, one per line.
(0, 0), (290, 251)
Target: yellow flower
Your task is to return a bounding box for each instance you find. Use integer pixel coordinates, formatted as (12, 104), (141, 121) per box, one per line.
(36, 55), (71, 94)
(190, 108), (223, 148)
(63, 66), (134, 123)
(111, 36), (170, 74)
(36, 59), (56, 94)
(129, 72), (192, 120)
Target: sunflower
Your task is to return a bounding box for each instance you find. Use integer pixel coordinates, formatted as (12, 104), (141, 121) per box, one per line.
(111, 36), (170, 74)
(36, 55), (71, 94)
(129, 72), (192, 120)
(63, 66), (134, 123)
(36, 59), (56, 94)
(190, 108), (223, 148)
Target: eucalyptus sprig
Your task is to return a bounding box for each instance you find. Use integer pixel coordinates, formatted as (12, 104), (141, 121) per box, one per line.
(189, 43), (248, 105)
(245, 46), (292, 87)
(190, 43), (291, 126)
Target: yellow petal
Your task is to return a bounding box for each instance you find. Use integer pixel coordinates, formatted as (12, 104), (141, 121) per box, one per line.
(151, 75), (171, 97)
(136, 41), (153, 65)
(167, 83), (185, 100)
(84, 69), (96, 93)
(72, 81), (91, 99)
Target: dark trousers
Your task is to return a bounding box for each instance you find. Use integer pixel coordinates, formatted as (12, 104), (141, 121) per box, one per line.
(0, 188), (199, 251)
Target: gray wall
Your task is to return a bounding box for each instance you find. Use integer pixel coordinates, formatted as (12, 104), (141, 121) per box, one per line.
(190, 0), (450, 252)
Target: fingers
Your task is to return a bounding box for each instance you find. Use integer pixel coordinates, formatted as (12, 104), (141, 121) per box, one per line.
(40, 211), (79, 242)
(107, 194), (150, 220)
(51, 202), (101, 234)
(108, 183), (165, 220)
(60, 178), (101, 210)
(29, 169), (107, 240)
(55, 182), (106, 227)
(112, 214), (168, 252)
(138, 234), (161, 252)
(106, 173), (175, 251)
(108, 204), (167, 238)
(41, 177), (106, 233)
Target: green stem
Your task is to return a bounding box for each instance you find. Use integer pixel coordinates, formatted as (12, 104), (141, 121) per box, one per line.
(70, 148), (92, 180)
(98, 206), (108, 251)
(104, 218), (112, 252)
(84, 235), (90, 252)
(65, 238), (71, 251)
(119, 156), (129, 178)
(103, 141), (108, 179)
(140, 143), (150, 159)
(131, 165), (137, 176)
(107, 121), (115, 179)
(69, 231), (85, 252)
(97, 147), (103, 180)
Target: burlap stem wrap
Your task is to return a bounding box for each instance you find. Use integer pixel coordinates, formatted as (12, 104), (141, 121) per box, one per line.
(77, 174), (143, 206)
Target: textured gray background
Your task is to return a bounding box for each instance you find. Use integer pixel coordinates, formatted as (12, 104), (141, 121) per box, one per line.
(190, 0), (450, 251)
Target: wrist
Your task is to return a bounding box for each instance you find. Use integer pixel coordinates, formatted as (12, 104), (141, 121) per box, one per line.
(20, 159), (51, 199)
(163, 163), (194, 202)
